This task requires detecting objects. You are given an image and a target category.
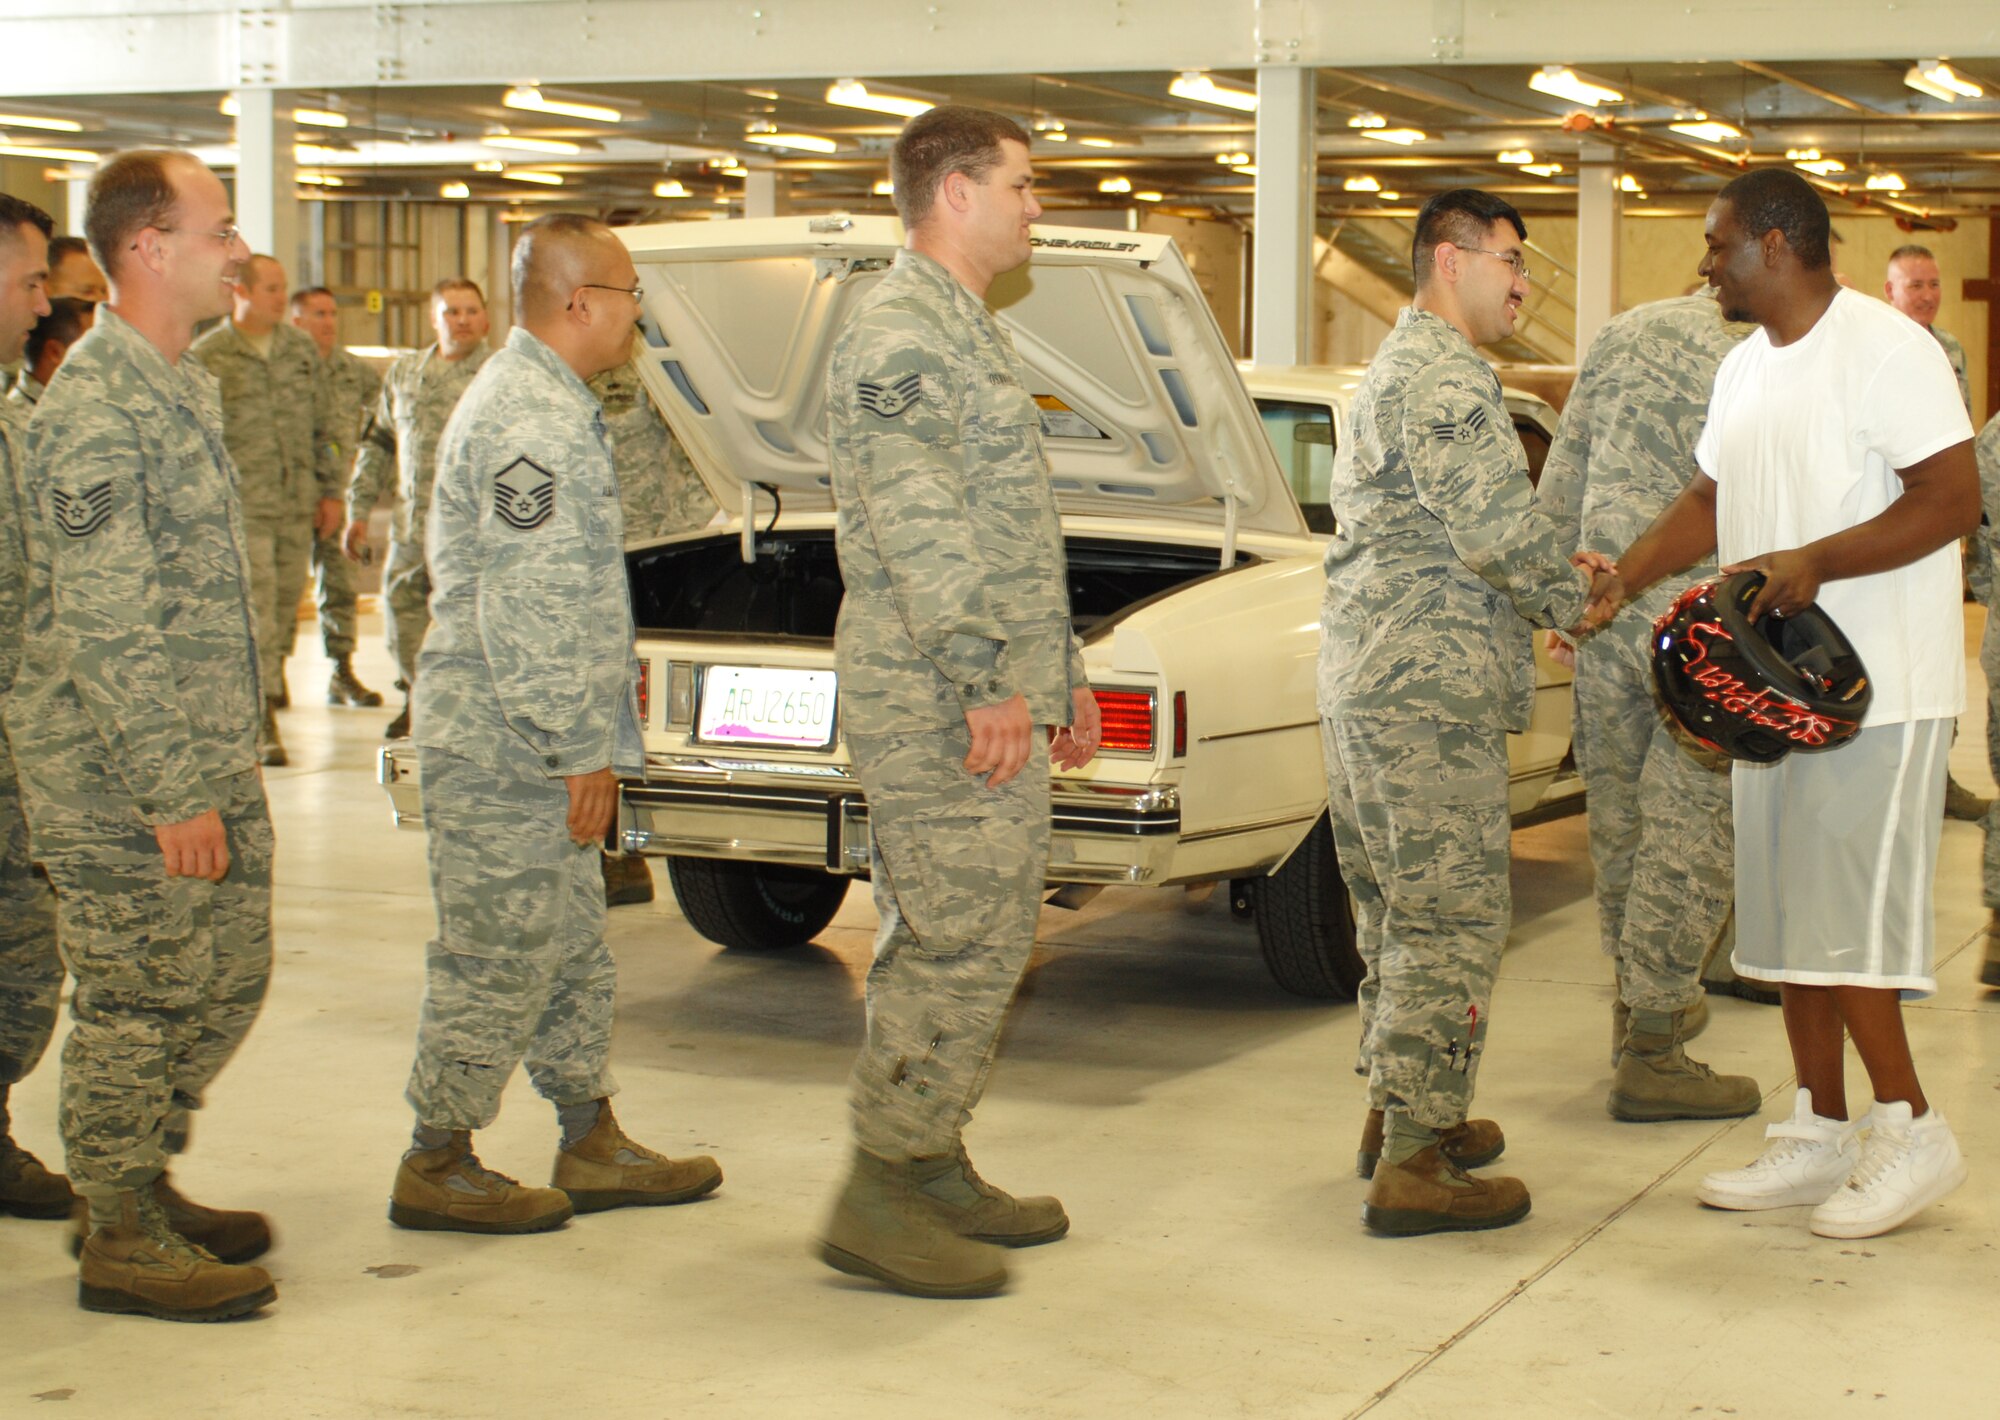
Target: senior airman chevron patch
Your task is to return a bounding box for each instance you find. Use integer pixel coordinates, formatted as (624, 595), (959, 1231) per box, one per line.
(857, 372), (923, 419)
(51, 481), (113, 538)
(1428, 406), (1490, 445)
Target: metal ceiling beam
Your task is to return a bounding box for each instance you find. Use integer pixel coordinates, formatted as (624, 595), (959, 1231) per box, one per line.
(1734, 60), (1883, 116)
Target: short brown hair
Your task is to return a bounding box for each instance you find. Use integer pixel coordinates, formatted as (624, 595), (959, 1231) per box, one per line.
(290, 284), (335, 309)
(431, 277), (484, 306)
(85, 149), (190, 277)
(1888, 243), (1936, 266)
(889, 106), (1032, 228)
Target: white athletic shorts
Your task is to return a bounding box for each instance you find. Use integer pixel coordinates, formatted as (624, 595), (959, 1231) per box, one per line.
(1731, 717), (1947, 998)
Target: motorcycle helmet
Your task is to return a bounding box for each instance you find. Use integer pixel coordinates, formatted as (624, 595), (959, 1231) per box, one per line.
(1650, 570), (1871, 763)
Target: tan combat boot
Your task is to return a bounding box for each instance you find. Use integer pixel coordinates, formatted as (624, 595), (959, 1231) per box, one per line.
(77, 1189), (276, 1322)
(1982, 910), (2000, 990)
(1361, 1145), (1531, 1236)
(1608, 1007), (1760, 1121)
(390, 1131), (573, 1234)
(1356, 1108), (1505, 1180)
(551, 1102), (721, 1212)
(0, 1103), (74, 1219)
(907, 1143), (1068, 1246)
(66, 1171), (272, 1262)
(599, 853), (655, 907)
(1610, 992), (1708, 1067)
(818, 1147), (1008, 1298)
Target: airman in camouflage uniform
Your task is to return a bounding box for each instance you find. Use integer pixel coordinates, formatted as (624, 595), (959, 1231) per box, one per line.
(7, 148), (276, 1322)
(0, 194), (70, 1223)
(191, 256), (344, 766)
(589, 354), (717, 543)
(388, 217), (720, 1236)
(1971, 410), (2000, 987)
(1536, 294), (1761, 1122)
(344, 282), (492, 734)
(290, 285), (384, 708)
(816, 108), (1100, 1301)
(1321, 190), (1592, 1236)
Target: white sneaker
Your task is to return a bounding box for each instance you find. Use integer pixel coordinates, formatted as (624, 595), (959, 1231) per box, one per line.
(1809, 1100), (1968, 1239)
(1696, 1088), (1859, 1210)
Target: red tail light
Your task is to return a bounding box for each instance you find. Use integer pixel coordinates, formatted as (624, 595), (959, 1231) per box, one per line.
(635, 659), (651, 725)
(1091, 688), (1155, 754)
(1172, 690), (1187, 757)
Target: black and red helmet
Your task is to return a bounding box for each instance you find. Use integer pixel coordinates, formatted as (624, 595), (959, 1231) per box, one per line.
(1650, 570), (1872, 763)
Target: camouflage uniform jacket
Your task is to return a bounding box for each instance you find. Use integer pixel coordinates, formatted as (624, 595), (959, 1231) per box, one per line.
(1970, 409), (2000, 604)
(322, 344), (384, 485)
(588, 355), (717, 543)
(1319, 306), (1587, 732)
(0, 394), (28, 697)
(346, 339), (493, 548)
(5, 306), (261, 824)
(826, 249), (1085, 736)
(413, 326), (643, 781)
(1536, 294), (1749, 625)
(189, 319), (342, 519)
(1933, 326), (1972, 415)
(6, 369), (42, 419)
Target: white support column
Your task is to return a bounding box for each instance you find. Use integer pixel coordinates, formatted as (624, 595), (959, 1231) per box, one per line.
(235, 89), (300, 274)
(1574, 140), (1622, 361)
(64, 177), (90, 237)
(742, 169), (788, 219)
(1251, 65), (1315, 368)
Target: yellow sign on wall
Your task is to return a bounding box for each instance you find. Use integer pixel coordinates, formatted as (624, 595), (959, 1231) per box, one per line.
(365, 289), (383, 314)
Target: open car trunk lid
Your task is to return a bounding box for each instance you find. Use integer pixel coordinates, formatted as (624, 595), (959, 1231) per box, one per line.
(617, 216), (1307, 541)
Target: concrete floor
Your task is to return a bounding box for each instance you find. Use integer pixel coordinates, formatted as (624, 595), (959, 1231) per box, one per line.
(3, 611), (1996, 1420)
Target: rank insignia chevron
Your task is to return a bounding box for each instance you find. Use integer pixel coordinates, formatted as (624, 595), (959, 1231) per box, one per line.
(51, 480), (113, 538)
(857, 372), (923, 420)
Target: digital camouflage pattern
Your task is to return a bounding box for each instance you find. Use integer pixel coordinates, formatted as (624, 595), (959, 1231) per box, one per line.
(826, 249), (1080, 1159)
(1933, 326), (1972, 415)
(1537, 295), (1749, 1012)
(414, 326), (643, 781)
(35, 770), (272, 1194)
(7, 307), (270, 1197)
(1973, 411), (2000, 907)
(0, 395), (60, 1088)
(407, 749), (616, 1130)
(6, 369), (43, 418)
(405, 326), (639, 1129)
(588, 355), (717, 543)
(8, 305), (262, 822)
(191, 320), (341, 688)
(846, 729), (1048, 1159)
(314, 346), (384, 657)
(346, 339), (492, 683)
(1321, 714), (1507, 1128)
(827, 250), (1084, 737)
(1319, 306), (1589, 731)
(1318, 304), (1588, 1130)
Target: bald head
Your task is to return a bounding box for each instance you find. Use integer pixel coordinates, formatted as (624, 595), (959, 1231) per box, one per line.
(512, 215), (628, 323)
(510, 214), (642, 381)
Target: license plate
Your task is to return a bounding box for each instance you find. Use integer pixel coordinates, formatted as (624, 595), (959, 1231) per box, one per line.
(696, 665), (838, 749)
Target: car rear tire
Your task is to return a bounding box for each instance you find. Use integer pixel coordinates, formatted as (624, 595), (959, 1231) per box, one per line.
(664, 856), (849, 951)
(1253, 814), (1364, 1000)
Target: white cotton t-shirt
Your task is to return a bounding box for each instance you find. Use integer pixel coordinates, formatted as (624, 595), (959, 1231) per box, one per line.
(1695, 288), (1976, 727)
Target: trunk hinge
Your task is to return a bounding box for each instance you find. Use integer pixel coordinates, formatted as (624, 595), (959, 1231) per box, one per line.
(1219, 489), (1240, 569)
(740, 481), (759, 564)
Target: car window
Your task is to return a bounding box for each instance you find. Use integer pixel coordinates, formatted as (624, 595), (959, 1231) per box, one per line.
(1512, 414), (1552, 488)
(1253, 397), (1337, 534)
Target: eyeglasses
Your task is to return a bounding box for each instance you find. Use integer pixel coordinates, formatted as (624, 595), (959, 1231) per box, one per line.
(1460, 246), (1531, 282)
(144, 223), (244, 248)
(569, 281), (644, 308)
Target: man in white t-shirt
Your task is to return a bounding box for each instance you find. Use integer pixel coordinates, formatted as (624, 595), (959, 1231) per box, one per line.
(1587, 169), (1976, 1240)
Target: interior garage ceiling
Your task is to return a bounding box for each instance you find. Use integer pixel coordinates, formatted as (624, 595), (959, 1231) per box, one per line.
(6, 58), (1998, 227)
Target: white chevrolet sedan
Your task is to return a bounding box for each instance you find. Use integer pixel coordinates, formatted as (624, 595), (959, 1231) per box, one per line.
(381, 217), (1573, 998)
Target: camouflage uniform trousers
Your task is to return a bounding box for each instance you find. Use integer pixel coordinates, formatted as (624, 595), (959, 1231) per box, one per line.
(1981, 613), (2000, 907)
(846, 728), (1049, 1161)
(311, 528), (359, 659)
(383, 537), (431, 688)
(0, 736), (61, 1087)
(1321, 711), (1509, 1130)
(31, 769), (272, 1196)
(243, 513), (315, 691)
(1572, 616), (1734, 1012)
(406, 748), (618, 1130)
